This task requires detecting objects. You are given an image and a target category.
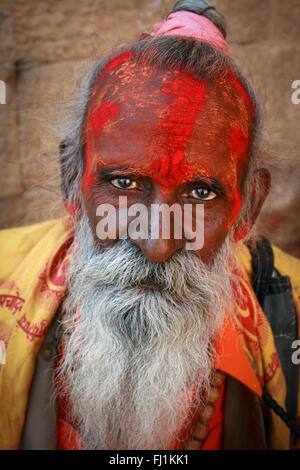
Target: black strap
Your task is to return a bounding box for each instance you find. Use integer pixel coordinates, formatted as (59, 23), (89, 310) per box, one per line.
(249, 236), (274, 306)
(248, 237), (299, 435)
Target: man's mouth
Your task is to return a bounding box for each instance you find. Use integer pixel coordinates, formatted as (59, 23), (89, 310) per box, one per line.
(138, 280), (161, 291)
(134, 275), (163, 291)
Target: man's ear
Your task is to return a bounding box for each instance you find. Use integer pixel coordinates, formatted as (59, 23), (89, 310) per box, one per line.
(233, 168), (271, 242)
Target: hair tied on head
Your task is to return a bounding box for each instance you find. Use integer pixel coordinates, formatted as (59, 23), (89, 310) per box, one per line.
(149, 11), (230, 56)
(198, 6), (216, 16)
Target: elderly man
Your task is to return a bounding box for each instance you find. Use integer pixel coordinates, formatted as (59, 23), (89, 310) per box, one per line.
(0, 0), (300, 450)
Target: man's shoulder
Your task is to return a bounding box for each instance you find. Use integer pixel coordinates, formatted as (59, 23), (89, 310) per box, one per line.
(0, 217), (71, 279)
(272, 244), (300, 286)
(0, 218), (62, 244)
(237, 239), (300, 287)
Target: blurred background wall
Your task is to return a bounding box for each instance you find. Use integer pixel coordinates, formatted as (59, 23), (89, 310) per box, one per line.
(0, 0), (299, 257)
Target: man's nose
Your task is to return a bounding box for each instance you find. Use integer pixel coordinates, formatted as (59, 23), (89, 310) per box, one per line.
(129, 191), (184, 263)
(134, 237), (183, 263)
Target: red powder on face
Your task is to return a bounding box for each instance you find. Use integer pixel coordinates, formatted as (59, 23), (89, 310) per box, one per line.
(230, 190), (242, 222)
(90, 102), (120, 140)
(229, 125), (249, 161)
(82, 101), (121, 191)
(227, 70), (255, 118)
(148, 74), (206, 189)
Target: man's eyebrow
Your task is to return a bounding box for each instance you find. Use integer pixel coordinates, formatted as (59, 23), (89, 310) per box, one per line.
(187, 175), (226, 194)
(97, 167), (145, 179)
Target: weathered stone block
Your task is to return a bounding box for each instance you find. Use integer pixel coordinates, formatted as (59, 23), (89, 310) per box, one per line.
(0, 190), (63, 230)
(262, 46), (300, 149)
(209, 0), (271, 44)
(230, 44), (300, 258)
(269, 0), (300, 43)
(11, 0), (139, 64)
(0, 63), (23, 199)
(138, 0), (174, 32)
(17, 60), (88, 194)
(0, 1), (16, 63)
(231, 44), (300, 156)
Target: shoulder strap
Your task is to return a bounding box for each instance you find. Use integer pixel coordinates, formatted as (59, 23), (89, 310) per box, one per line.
(248, 236), (299, 422)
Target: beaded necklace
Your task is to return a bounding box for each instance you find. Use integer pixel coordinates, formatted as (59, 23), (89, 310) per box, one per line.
(184, 370), (225, 450)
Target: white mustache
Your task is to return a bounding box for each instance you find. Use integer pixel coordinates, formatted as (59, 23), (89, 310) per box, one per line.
(71, 234), (226, 301)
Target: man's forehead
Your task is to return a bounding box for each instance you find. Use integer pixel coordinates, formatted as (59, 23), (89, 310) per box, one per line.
(83, 56), (254, 192)
(87, 57), (252, 128)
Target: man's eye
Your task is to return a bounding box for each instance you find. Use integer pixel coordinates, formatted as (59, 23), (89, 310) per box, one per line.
(110, 177), (138, 190)
(190, 188), (217, 200)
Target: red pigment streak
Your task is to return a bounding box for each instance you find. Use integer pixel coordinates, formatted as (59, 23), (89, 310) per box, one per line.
(227, 70), (255, 117)
(96, 51), (135, 85)
(148, 75), (206, 190)
(230, 190), (242, 222)
(82, 101), (121, 191)
(229, 124), (249, 161)
(90, 101), (120, 140)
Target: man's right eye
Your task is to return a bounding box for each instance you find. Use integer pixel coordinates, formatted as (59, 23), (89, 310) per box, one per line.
(110, 177), (138, 190)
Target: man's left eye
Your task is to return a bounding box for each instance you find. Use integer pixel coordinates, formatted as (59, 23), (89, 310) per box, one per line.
(110, 177), (138, 190)
(190, 188), (217, 200)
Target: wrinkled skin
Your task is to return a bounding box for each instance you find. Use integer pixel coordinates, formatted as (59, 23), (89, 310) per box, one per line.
(80, 56), (270, 262)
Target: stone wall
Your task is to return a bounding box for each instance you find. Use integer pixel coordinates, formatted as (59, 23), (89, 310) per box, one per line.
(0, 0), (299, 257)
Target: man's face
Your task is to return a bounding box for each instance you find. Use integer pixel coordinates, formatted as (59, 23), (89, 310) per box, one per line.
(81, 56), (253, 262)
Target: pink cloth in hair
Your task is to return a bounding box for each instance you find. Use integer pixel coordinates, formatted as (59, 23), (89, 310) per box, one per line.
(150, 11), (230, 56)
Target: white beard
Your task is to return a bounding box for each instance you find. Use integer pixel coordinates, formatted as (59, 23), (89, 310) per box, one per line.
(56, 214), (234, 450)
